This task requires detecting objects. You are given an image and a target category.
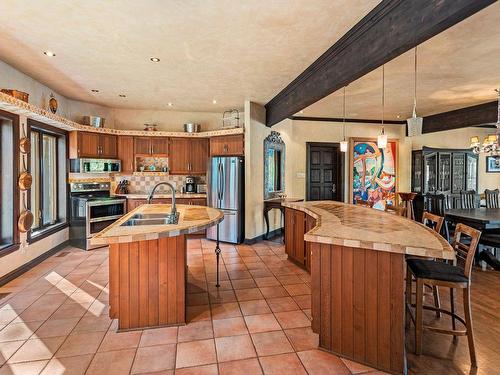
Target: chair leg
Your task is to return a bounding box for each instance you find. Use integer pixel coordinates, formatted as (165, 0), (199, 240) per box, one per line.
(463, 287), (477, 367)
(432, 286), (441, 318)
(405, 266), (412, 329)
(415, 278), (424, 355)
(450, 288), (457, 341)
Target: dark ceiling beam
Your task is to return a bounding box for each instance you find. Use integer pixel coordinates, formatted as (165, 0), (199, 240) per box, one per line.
(289, 116), (406, 125)
(264, 0), (496, 127)
(422, 100), (498, 133)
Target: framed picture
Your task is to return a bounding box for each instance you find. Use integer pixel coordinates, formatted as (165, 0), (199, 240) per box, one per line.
(486, 155), (500, 173)
(349, 138), (399, 210)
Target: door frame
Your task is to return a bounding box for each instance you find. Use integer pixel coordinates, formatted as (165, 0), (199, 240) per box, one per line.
(305, 142), (345, 202)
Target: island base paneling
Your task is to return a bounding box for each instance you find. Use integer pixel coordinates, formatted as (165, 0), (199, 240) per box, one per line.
(109, 236), (186, 331)
(310, 242), (405, 375)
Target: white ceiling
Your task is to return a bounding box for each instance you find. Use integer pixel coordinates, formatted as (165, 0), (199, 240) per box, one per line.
(0, 0), (378, 112)
(299, 2), (500, 120)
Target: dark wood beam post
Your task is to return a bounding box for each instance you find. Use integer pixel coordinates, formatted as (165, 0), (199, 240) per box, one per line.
(265, 0), (496, 127)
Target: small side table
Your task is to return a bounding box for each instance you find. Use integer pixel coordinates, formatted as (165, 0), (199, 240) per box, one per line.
(263, 198), (303, 240)
(398, 192), (418, 221)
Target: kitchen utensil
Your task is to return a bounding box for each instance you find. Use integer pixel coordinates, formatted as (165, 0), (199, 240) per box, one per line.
(18, 158), (32, 190)
(1, 89), (29, 103)
(82, 116), (105, 128)
(184, 123), (201, 133)
(144, 123), (158, 131)
(19, 125), (30, 154)
(18, 195), (34, 233)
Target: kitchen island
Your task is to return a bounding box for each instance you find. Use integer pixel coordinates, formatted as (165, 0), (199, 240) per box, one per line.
(282, 201), (454, 375)
(91, 203), (223, 331)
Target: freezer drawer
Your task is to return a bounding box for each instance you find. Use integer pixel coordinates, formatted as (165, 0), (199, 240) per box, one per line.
(207, 209), (242, 244)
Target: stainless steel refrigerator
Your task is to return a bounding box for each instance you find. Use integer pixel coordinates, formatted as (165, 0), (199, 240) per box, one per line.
(207, 156), (244, 243)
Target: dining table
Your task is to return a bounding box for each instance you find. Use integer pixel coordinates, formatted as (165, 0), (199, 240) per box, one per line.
(445, 208), (500, 230)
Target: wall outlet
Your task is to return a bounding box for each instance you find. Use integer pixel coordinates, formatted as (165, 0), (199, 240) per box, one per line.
(296, 172), (306, 178)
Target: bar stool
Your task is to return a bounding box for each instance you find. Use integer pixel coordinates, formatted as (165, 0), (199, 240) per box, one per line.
(385, 203), (406, 216)
(406, 223), (481, 367)
(398, 192), (417, 220)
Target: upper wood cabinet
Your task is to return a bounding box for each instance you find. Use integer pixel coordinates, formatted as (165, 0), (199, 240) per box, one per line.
(118, 136), (135, 173)
(69, 131), (117, 159)
(210, 134), (244, 156)
(134, 137), (169, 156)
(169, 138), (208, 175)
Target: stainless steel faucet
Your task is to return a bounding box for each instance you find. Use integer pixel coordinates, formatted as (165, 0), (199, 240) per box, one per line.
(147, 182), (177, 214)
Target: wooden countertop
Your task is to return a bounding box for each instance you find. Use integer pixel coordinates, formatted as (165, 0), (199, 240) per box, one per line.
(113, 193), (207, 199)
(91, 204), (223, 245)
(282, 201), (454, 260)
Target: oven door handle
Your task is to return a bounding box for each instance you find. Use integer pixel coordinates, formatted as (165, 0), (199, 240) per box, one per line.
(86, 199), (126, 207)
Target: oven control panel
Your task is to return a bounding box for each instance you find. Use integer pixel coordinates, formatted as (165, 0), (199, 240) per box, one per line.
(70, 182), (110, 193)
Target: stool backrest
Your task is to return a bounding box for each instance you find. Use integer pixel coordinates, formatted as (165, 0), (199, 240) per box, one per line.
(421, 211), (444, 234)
(460, 190), (479, 209)
(485, 189), (499, 208)
(355, 197), (374, 208)
(385, 204), (406, 216)
(452, 223), (481, 279)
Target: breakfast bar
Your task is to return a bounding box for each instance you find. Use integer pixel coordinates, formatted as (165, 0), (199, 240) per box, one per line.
(91, 204), (223, 331)
(282, 201), (454, 375)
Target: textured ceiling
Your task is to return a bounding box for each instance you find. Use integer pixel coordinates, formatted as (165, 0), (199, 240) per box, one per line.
(0, 0), (378, 112)
(299, 2), (500, 120)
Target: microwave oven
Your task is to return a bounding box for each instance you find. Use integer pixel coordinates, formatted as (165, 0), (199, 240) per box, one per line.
(70, 158), (121, 173)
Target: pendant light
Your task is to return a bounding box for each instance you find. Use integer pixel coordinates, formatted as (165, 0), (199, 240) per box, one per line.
(407, 46), (423, 136)
(470, 88), (500, 155)
(377, 65), (388, 149)
(340, 86), (348, 152)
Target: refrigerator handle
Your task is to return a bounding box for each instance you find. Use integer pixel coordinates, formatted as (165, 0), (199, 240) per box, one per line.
(217, 161), (222, 201)
(220, 162), (225, 201)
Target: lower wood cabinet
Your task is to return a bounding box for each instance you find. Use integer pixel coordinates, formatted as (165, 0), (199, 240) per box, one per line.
(127, 197), (206, 213)
(285, 207), (316, 271)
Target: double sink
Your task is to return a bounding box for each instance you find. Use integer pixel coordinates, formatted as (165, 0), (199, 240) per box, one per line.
(121, 212), (180, 226)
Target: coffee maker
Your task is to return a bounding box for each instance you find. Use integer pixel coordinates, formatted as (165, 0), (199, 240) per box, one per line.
(185, 176), (196, 194)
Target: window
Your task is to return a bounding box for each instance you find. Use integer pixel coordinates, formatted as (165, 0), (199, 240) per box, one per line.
(0, 110), (19, 252)
(29, 120), (67, 241)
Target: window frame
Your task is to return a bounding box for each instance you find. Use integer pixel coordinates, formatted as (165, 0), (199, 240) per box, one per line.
(0, 110), (20, 256)
(27, 119), (68, 244)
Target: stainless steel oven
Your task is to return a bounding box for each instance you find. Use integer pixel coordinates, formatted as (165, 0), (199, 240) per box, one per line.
(69, 182), (126, 250)
(70, 158), (121, 173)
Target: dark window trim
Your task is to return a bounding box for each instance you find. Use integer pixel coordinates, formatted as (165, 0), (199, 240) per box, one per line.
(0, 109), (20, 256)
(27, 119), (68, 244)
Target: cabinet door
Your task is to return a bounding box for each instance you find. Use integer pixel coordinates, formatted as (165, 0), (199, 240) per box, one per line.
(127, 199), (147, 212)
(100, 134), (117, 158)
(451, 153), (466, 194)
(438, 152), (451, 192)
(424, 152), (438, 193)
(190, 139), (209, 174)
(78, 132), (100, 158)
(176, 198), (190, 205)
(210, 135), (244, 156)
(190, 198), (207, 206)
(305, 215), (316, 272)
(466, 154), (478, 191)
(151, 137), (169, 155)
(118, 136), (135, 173)
(284, 208), (295, 258)
(169, 138), (191, 174)
(411, 151), (422, 193)
(153, 198), (171, 204)
(134, 137), (151, 155)
(293, 210), (306, 264)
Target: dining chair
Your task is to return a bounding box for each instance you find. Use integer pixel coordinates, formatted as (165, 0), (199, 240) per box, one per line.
(385, 203), (406, 216)
(423, 193), (450, 241)
(355, 197), (374, 208)
(485, 189), (499, 208)
(406, 223), (481, 367)
(460, 190), (480, 209)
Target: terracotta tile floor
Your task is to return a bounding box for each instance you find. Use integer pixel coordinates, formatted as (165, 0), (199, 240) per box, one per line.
(0, 237), (496, 374)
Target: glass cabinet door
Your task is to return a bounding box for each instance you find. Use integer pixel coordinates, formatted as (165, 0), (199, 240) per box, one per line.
(451, 153), (466, 194)
(424, 152), (438, 193)
(466, 154), (478, 191)
(412, 151), (422, 193)
(438, 153), (451, 192)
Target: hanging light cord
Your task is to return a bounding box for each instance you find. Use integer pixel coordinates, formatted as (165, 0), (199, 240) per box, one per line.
(382, 65), (385, 134)
(342, 86), (346, 141)
(413, 46), (418, 117)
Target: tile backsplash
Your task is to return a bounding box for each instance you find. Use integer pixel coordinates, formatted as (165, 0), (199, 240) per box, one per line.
(111, 174), (206, 194)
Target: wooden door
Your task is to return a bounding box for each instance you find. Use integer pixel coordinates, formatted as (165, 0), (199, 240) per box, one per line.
(190, 139), (209, 174)
(118, 136), (135, 173)
(210, 135), (244, 156)
(169, 138), (190, 174)
(134, 137), (151, 155)
(78, 132), (100, 158)
(151, 137), (169, 155)
(306, 143), (342, 201)
(100, 134), (117, 158)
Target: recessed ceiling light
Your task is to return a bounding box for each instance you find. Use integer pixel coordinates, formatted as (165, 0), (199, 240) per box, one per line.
(43, 51), (56, 57)
(168, 102), (173, 107)
(91, 89), (99, 93)
(212, 99), (217, 104)
(119, 94), (126, 97)
(150, 57), (160, 62)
